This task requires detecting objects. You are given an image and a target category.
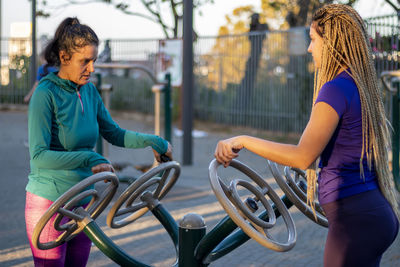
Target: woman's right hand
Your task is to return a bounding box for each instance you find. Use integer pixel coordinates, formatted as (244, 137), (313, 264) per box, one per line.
(153, 142), (173, 162)
(91, 163), (115, 174)
(214, 136), (243, 167)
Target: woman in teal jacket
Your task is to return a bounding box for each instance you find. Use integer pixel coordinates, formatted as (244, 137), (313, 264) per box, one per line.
(25, 17), (172, 266)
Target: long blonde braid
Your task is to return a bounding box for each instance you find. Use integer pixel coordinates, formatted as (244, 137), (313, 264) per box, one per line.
(307, 4), (399, 219)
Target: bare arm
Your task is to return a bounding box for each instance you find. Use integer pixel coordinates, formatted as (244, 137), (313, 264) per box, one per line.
(214, 102), (340, 169)
(24, 81), (39, 103)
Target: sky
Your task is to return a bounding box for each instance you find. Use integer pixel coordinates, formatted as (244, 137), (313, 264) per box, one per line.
(0, 0), (395, 40)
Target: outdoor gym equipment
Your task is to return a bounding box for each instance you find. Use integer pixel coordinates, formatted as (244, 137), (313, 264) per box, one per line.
(107, 161), (180, 229)
(32, 158), (323, 266)
(208, 159), (296, 252)
(32, 172), (119, 250)
(267, 160), (328, 227)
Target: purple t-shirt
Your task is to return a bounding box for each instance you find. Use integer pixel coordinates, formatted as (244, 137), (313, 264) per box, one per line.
(315, 71), (378, 205)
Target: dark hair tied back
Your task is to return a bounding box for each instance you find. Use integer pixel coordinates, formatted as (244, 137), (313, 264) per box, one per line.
(44, 17), (99, 66)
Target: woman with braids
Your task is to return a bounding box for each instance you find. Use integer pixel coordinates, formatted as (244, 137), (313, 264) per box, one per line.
(25, 17), (172, 266)
(214, 4), (398, 266)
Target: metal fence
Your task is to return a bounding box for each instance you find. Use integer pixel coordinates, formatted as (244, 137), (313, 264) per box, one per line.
(96, 39), (159, 114)
(365, 14), (400, 124)
(0, 37), (32, 104)
(193, 30), (312, 133)
(0, 14), (399, 134)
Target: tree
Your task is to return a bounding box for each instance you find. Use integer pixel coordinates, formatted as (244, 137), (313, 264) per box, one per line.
(36, 0), (214, 39)
(208, 0), (358, 33)
(203, 0), (360, 91)
(261, 0), (360, 29)
(202, 5), (260, 92)
(199, 0), (361, 127)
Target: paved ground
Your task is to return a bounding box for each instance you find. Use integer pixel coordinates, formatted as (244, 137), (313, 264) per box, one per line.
(0, 108), (399, 267)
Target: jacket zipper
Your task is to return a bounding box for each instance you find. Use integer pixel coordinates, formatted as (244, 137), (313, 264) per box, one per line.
(75, 86), (84, 114)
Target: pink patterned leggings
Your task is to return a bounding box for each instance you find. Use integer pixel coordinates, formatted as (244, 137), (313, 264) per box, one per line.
(25, 191), (92, 267)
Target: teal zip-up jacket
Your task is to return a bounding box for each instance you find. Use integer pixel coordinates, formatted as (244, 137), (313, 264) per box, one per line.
(27, 72), (167, 202)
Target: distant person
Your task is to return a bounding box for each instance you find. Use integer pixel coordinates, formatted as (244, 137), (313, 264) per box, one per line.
(25, 17), (172, 266)
(215, 4), (399, 266)
(98, 39), (111, 63)
(23, 53), (57, 103)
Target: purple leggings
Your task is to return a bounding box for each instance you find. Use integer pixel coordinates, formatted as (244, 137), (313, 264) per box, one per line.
(322, 189), (399, 267)
(25, 191), (92, 267)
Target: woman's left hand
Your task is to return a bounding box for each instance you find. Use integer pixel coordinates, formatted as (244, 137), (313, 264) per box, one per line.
(214, 136), (243, 167)
(91, 163), (115, 174)
(153, 142), (173, 162)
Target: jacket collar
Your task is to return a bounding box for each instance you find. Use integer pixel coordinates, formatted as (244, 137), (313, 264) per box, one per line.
(41, 72), (81, 93)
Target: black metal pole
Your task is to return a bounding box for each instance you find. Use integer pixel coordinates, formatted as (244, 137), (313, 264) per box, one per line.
(31, 0), (37, 90)
(179, 213), (206, 266)
(182, 0), (194, 165)
(164, 73), (172, 144)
